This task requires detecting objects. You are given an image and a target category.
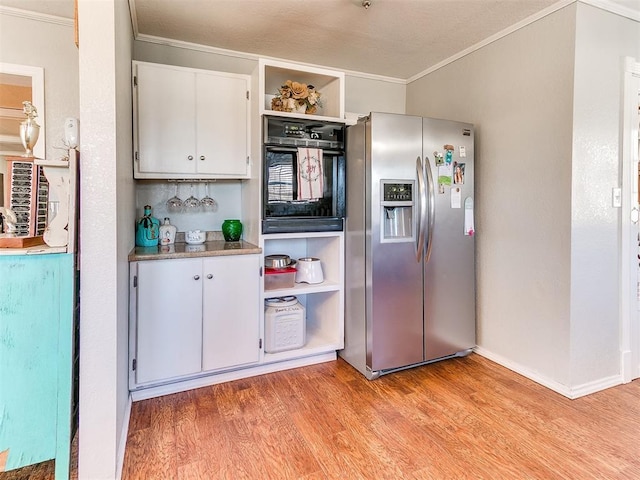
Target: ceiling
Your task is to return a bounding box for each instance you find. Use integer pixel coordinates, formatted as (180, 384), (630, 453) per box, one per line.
(1, 0), (639, 79)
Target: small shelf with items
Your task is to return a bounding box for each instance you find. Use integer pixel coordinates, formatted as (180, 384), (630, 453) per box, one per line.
(259, 59), (345, 123)
(261, 230), (344, 363)
(263, 290), (343, 363)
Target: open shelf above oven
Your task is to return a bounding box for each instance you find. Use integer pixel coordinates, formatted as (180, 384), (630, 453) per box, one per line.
(259, 59), (345, 123)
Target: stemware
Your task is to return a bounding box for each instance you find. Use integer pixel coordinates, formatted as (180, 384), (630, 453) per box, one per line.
(183, 183), (201, 211)
(200, 182), (218, 212)
(166, 184), (183, 213)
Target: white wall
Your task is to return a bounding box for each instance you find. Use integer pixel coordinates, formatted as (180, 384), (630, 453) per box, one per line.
(78, 0), (134, 478)
(344, 75), (405, 116)
(0, 11), (79, 161)
(570, 3), (640, 386)
(406, 4), (577, 388)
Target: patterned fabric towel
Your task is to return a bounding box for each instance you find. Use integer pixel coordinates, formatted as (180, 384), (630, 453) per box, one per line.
(297, 148), (324, 200)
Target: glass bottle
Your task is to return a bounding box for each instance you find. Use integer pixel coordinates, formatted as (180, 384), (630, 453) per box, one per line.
(159, 217), (177, 245)
(135, 205), (160, 247)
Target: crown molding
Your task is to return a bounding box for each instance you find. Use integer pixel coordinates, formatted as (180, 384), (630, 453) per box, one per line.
(581, 0), (640, 21)
(129, 0), (638, 85)
(408, 0), (638, 83)
(134, 33), (406, 85)
(407, 0), (574, 83)
(0, 5), (73, 27)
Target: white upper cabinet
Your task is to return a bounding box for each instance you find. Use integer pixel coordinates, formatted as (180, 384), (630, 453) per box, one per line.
(133, 61), (251, 179)
(259, 59), (345, 123)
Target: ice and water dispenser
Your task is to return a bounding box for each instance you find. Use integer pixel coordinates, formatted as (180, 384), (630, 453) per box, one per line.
(381, 181), (415, 242)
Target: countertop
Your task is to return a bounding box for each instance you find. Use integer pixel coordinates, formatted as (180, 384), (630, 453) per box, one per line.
(128, 240), (262, 261)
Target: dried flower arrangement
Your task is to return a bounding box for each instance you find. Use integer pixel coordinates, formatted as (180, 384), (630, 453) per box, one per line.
(271, 80), (322, 114)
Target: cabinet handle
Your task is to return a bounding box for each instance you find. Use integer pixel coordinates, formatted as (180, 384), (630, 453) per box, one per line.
(193, 275), (200, 280)
(200, 155), (205, 161)
(207, 274), (213, 279)
(188, 155), (194, 161)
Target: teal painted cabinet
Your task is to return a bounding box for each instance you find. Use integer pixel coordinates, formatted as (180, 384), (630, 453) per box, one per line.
(0, 253), (74, 479)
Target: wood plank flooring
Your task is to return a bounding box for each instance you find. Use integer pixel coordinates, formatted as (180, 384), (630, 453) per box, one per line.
(4, 354), (637, 479)
(121, 354), (640, 480)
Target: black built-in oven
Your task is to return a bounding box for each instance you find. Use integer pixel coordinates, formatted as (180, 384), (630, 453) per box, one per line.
(262, 115), (345, 234)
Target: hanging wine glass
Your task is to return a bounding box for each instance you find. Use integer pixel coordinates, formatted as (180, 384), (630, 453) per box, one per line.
(200, 182), (217, 212)
(166, 183), (183, 213)
(183, 183), (201, 211)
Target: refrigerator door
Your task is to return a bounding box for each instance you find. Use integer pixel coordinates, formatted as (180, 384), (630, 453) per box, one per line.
(422, 117), (476, 361)
(368, 112), (424, 372)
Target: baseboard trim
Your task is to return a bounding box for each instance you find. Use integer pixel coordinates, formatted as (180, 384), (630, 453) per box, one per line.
(474, 347), (623, 399)
(130, 353), (337, 402)
(115, 394), (132, 480)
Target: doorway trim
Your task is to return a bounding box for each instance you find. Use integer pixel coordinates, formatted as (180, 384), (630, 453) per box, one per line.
(620, 56), (640, 383)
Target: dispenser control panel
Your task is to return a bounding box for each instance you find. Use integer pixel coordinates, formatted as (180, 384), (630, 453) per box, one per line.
(383, 183), (413, 202)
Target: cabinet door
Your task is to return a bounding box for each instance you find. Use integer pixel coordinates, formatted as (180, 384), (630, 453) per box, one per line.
(0, 254), (74, 476)
(202, 255), (260, 371)
(196, 73), (249, 176)
(136, 259), (203, 384)
(135, 63), (196, 176)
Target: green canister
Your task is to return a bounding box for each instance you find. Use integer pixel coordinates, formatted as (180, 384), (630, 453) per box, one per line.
(221, 219), (242, 242)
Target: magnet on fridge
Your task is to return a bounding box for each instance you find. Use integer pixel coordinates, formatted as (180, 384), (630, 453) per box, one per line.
(451, 187), (462, 208)
(444, 144), (454, 164)
(459, 146), (466, 158)
(464, 197), (474, 236)
(434, 151), (444, 166)
(438, 164), (452, 186)
(453, 162), (465, 185)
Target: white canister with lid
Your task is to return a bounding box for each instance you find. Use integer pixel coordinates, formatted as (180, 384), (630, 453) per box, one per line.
(264, 296), (306, 353)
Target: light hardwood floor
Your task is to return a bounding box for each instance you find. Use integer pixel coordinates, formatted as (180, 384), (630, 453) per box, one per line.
(5, 354), (639, 479)
(122, 354), (640, 479)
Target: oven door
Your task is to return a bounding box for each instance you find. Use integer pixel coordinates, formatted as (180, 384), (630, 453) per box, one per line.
(262, 146), (345, 234)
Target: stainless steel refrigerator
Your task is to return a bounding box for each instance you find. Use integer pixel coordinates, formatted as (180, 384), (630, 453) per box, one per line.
(340, 112), (475, 379)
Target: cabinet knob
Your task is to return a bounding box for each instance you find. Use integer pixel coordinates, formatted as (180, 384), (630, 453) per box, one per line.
(200, 155), (205, 161)
(193, 275), (200, 280)
(188, 155), (194, 161)
(207, 274), (213, 279)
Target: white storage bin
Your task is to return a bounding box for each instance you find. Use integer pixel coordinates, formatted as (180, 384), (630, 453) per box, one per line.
(265, 296), (305, 353)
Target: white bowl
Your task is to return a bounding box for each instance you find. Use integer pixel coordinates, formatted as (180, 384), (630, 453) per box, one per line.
(295, 257), (324, 284)
(185, 230), (206, 244)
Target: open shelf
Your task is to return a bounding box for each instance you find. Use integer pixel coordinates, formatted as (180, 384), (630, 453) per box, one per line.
(262, 290), (343, 363)
(259, 59), (345, 123)
(260, 231), (344, 365)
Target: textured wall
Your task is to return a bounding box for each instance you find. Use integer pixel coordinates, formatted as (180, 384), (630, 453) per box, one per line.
(406, 5), (577, 387)
(0, 12), (78, 161)
(77, 0), (134, 478)
(570, 4), (640, 386)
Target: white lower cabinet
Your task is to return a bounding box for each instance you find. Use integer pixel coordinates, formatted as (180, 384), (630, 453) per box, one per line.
(135, 258), (203, 385)
(202, 256), (260, 371)
(129, 235), (344, 396)
(130, 254), (260, 390)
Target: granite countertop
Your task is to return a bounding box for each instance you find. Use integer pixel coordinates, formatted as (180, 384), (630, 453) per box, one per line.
(130, 230), (261, 261)
(129, 239), (261, 261)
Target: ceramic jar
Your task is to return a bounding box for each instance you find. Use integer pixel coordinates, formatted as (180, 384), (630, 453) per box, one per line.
(222, 219), (242, 242)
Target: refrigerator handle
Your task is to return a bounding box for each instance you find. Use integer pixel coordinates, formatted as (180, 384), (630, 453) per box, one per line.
(416, 156), (427, 262)
(424, 154), (436, 264)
